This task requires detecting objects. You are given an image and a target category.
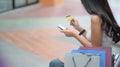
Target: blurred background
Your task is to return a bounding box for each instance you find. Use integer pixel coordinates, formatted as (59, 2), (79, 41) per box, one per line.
(0, 0), (120, 67)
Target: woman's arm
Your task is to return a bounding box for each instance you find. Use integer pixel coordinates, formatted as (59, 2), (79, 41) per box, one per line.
(91, 15), (102, 46)
(62, 15), (102, 47)
(61, 27), (92, 47)
(70, 19), (87, 37)
(76, 15), (102, 47)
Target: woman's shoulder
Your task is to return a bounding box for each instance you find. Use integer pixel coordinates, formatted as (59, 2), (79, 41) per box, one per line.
(91, 15), (102, 24)
(91, 15), (101, 19)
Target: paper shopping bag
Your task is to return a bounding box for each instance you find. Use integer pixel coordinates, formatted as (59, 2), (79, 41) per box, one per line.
(80, 47), (112, 67)
(72, 49), (106, 67)
(64, 53), (100, 67)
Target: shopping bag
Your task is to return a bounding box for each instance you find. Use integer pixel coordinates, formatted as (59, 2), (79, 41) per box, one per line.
(113, 54), (120, 67)
(72, 49), (106, 67)
(80, 47), (112, 67)
(64, 53), (100, 67)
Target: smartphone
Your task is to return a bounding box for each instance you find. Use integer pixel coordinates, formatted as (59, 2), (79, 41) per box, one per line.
(57, 25), (66, 30)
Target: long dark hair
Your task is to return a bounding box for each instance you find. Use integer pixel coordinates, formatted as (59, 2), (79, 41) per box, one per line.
(81, 0), (120, 43)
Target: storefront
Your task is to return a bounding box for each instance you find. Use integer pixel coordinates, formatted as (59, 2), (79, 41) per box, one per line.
(0, 0), (38, 13)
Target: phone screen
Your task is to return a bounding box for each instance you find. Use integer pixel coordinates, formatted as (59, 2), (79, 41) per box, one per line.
(57, 25), (65, 30)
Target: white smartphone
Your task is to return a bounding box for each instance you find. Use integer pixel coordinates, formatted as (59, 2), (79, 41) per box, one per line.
(57, 25), (66, 30)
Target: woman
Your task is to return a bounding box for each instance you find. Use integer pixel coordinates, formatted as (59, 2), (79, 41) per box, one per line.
(49, 0), (120, 67)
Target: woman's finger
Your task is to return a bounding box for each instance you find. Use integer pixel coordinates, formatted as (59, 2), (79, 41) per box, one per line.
(60, 30), (64, 33)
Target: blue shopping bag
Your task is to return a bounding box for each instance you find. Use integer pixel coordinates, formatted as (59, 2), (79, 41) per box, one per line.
(72, 50), (106, 67)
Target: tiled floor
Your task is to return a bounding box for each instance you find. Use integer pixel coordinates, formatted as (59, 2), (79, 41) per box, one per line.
(0, 0), (120, 67)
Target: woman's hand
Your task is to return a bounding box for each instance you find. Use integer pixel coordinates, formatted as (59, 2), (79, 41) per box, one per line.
(61, 27), (79, 37)
(70, 19), (80, 30)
